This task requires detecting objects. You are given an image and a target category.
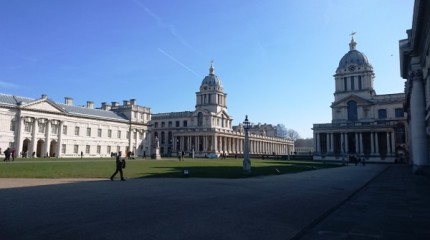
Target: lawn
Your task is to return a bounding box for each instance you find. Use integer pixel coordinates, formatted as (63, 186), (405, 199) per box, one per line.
(0, 157), (341, 179)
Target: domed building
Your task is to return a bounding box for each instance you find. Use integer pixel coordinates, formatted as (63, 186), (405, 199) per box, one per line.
(313, 36), (407, 163)
(0, 62), (293, 159)
(150, 63), (293, 158)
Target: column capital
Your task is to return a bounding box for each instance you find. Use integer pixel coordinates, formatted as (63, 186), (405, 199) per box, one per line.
(409, 68), (423, 82)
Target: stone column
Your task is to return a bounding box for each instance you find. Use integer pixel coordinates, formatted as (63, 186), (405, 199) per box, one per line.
(56, 120), (63, 158)
(315, 133), (320, 154)
(370, 132), (375, 154)
(44, 119), (51, 157)
(31, 118), (38, 157)
(386, 132), (391, 154)
(14, 116), (24, 156)
(375, 132), (379, 156)
(409, 68), (429, 171)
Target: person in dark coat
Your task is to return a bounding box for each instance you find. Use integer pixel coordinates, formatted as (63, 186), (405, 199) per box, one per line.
(3, 148), (11, 161)
(110, 152), (125, 181)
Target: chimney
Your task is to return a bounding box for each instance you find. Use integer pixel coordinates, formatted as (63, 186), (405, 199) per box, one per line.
(130, 99), (136, 106)
(101, 102), (112, 111)
(41, 94), (48, 99)
(123, 100), (130, 106)
(86, 101), (94, 109)
(65, 97), (73, 106)
(111, 102), (119, 107)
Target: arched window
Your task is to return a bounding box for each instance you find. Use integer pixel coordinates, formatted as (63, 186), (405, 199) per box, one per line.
(347, 100), (358, 121)
(197, 112), (203, 126)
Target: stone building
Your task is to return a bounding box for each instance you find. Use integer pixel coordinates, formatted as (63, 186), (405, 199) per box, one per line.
(0, 63), (293, 159)
(399, 0), (430, 173)
(313, 37), (407, 162)
(0, 94), (151, 158)
(150, 63), (294, 157)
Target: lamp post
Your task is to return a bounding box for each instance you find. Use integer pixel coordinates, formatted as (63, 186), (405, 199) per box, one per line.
(243, 115), (251, 173)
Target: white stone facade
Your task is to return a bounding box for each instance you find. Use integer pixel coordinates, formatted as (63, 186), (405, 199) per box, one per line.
(0, 95), (150, 158)
(0, 63), (293, 159)
(151, 63), (294, 158)
(399, 0), (430, 173)
(313, 37), (407, 163)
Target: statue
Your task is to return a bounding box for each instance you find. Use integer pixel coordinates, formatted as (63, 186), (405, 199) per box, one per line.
(155, 136), (159, 148)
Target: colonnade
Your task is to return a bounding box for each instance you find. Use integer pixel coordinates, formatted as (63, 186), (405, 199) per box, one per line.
(314, 130), (400, 161)
(156, 132), (293, 157)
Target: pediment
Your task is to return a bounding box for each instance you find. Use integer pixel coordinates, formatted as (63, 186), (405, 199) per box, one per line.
(21, 100), (66, 113)
(331, 94), (374, 108)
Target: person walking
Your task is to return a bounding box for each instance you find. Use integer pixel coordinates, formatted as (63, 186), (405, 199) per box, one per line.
(3, 148), (11, 161)
(110, 152), (126, 181)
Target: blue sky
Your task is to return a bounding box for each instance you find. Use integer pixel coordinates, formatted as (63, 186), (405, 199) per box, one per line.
(0, 0), (413, 139)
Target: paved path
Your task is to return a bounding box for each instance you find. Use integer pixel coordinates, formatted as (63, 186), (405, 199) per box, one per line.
(0, 164), (425, 240)
(300, 165), (430, 240)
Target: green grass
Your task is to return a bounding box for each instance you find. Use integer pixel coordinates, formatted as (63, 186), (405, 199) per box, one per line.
(0, 157), (341, 179)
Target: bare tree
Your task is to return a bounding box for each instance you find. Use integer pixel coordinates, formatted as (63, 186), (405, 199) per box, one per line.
(275, 124), (288, 138)
(286, 129), (301, 141)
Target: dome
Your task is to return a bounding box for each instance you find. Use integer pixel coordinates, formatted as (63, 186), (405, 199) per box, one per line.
(200, 62), (223, 91)
(336, 37), (372, 72)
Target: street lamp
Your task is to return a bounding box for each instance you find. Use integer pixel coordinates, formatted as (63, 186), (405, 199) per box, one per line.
(243, 115), (251, 173)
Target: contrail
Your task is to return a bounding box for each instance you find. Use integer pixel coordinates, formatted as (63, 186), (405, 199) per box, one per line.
(131, 0), (205, 58)
(0, 81), (19, 89)
(158, 48), (199, 77)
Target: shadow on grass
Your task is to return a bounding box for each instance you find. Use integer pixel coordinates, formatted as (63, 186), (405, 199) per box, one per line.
(138, 161), (342, 179)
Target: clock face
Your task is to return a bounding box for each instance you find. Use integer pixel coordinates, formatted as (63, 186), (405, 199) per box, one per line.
(348, 65), (356, 72)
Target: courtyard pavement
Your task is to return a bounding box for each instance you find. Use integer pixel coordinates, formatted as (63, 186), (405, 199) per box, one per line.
(0, 163), (428, 240)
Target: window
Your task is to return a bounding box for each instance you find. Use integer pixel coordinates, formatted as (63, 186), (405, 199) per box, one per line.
(343, 77), (347, 91)
(51, 124), (58, 134)
(107, 146), (111, 154)
(63, 125), (67, 135)
(134, 131), (137, 139)
(10, 120), (15, 131)
(98, 129), (102, 137)
(168, 121), (172, 127)
(25, 122), (32, 132)
(97, 145), (101, 154)
(86, 145), (90, 154)
(127, 131), (130, 139)
(176, 121), (180, 127)
(347, 101), (358, 121)
(358, 76), (362, 90)
(74, 145), (79, 154)
(395, 108), (404, 118)
(86, 128), (91, 137)
(350, 76), (355, 90)
(117, 130), (121, 139)
(117, 146), (121, 153)
(161, 122), (165, 128)
(108, 129), (112, 138)
(75, 126), (80, 136)
(39, 123), (45, 133)
(62, 144), (66, 154)
(155, 122), (158, 128)
(378, 109), (387, 119)
(197, 112), (203, 126)
(183, 120), (187, 127)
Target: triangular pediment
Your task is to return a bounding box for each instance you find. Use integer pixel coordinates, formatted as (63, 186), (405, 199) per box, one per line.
(331, 94), (374, 108)
(21, 100), (66, 113)
(216, 110), (231, 119)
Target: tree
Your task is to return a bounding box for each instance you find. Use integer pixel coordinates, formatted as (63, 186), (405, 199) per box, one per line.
(275, 124), (288, 138)
(286, 129), (300, 141)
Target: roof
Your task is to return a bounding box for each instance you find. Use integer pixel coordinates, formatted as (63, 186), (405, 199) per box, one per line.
(0, 93), (128, 122)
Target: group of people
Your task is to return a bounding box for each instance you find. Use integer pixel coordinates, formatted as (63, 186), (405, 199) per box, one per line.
(2, 148), (15, 162)
(345, 155), (366, 166)
(177, 151), (185, 161)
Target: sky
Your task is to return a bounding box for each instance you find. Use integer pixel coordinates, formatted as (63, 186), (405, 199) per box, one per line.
(0, 0), (414, 139)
